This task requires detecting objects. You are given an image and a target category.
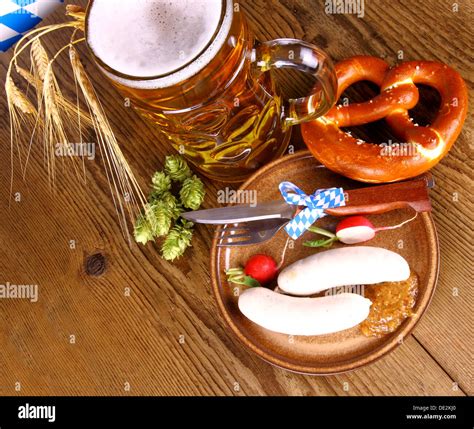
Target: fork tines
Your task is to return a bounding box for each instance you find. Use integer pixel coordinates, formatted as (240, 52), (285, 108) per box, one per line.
(216, 218), (288, 247)
(217, 224), (252, 246)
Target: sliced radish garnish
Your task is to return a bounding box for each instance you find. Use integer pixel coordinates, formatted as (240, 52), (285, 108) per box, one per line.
(304, 213), (418, 248)
(336, 225), (376, 244)
(336, 216), (376, 244)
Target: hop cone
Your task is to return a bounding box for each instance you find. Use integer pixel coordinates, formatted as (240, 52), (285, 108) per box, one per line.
(161, 191), (183, 220)
(164, 155), (192, 182)
(133, 211), (154, 245)
(150, 201), (173, 237)
(180, 175), (205, 210)
(161, 221), (194, 261)
(150, 171), (171, 200)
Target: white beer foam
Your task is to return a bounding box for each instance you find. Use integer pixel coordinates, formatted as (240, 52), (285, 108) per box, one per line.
(87, 0), (233, 89)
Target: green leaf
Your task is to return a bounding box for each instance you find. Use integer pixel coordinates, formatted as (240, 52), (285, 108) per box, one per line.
(241, 276), (261, 288)
(225, 268), (244, 275)
(303, 236), (338, 248)
(226, 267), (261, 288)
(307, 226), (336, 238)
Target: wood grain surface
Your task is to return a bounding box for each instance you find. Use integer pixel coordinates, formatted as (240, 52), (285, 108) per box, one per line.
(0, 0), (472, 396)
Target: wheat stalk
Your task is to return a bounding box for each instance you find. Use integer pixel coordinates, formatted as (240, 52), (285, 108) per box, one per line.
(16, 37), (92, 180)
(69, 44), (147, 240)
(5, 73), (38, 176)
(6, 21), (84, 194)
(43, 62), (66, 185)
(31, 39), (49, 81)
(65, 5), (86, 25)
(15, 65), (35, 86)
(16, 55), (92, 130)
(5, 75), (36, 115)
(6, 11), (146, 240)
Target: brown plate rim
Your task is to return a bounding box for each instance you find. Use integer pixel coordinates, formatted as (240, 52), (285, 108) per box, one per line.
(210, 150), (440, 375)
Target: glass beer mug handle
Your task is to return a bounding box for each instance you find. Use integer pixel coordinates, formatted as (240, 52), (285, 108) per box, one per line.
(251, 38), (338, 128)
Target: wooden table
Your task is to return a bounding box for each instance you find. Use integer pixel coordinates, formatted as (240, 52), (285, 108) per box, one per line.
(0, 0), (472, 396)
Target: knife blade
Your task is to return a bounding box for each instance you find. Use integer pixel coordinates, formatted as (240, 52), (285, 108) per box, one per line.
(182, 200), (295, 224)
(182, 173), (434, 225)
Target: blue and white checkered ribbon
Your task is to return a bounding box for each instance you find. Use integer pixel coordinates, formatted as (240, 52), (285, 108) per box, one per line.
(0, 0), (63, 52)
(279, 182), (346, 240)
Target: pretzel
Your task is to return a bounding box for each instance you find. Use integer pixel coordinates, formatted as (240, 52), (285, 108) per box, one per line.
(301, 56), (468, 182)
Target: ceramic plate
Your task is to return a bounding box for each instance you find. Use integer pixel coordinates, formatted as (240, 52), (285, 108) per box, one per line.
(210, 151), (439, 374)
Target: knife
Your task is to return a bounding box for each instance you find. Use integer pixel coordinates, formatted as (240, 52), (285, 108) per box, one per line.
(182, 173), (434, 224)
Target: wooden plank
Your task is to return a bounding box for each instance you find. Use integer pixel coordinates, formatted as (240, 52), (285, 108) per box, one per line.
(0, 0), (471, 396)
(412, 158), (474, 395)
(0, 176), (464, 395)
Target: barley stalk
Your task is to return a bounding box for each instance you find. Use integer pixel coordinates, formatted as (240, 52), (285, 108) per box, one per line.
(16, 60), (92, 130)
(5, 76), (36, 115)
(69, 45), (147, 239)
(15, 65), (35, 85)
(31, 39), (49, 81)
(6, 18), (145, 240)
(6, 22), (84, 200)
(66, 5), (86, 25)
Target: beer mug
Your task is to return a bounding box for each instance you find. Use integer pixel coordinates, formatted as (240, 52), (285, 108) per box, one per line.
(85, 0), (337, 181)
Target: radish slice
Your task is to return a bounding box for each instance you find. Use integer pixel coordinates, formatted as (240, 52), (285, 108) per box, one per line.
(304, 214), (418, 248)
(336, 216), (376, 244)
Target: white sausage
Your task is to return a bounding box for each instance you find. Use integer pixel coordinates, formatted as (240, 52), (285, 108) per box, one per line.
(278, 246), (410, 296)
(238, 288), (372, 336)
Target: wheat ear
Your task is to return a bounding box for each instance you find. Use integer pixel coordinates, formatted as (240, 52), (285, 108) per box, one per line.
(69, 45), (147, 240)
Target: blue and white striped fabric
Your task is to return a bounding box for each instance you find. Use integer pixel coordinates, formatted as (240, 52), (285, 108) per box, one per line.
(279, 182), (346, 240)
(0, 0), (63, 52)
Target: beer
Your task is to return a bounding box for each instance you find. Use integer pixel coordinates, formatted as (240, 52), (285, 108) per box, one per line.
(86, 0), (337, 181)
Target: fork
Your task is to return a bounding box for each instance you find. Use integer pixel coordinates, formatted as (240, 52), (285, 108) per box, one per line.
(216, 218), (289, 247)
